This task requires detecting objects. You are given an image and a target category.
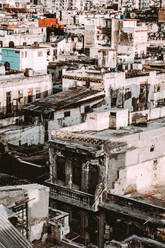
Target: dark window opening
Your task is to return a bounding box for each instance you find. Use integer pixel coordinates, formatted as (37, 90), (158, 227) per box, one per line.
(4, 62), (10, 71)
(85, 105), (90, 113)
(57, 157), (65, 181)
(111, 98), (116, 107)
(9, 41), (14, 48)
(28, 95), (33, 103)
(140, 86), (144, 93)
(6, 91), (12, 113)
(86, 81), (90, 88)
(111, 112), (116, 116)
(89, 165), (99, 195)
(150, 145), (155, 152)
(64, 111), (70, 117)
(157, 86), (161, 92)
(125, 90), (131, 100)
(72, 160), (81, 186)
(28, 90), (33, 103)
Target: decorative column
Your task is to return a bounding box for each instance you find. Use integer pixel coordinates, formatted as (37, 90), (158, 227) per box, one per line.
(49, 147), (57, 184)
(65, 158), (73, 188)
(98, 212), (105, 248)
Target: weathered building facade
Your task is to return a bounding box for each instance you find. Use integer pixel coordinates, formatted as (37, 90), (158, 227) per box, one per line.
(0, 72), (52, 117)
(46, 108), (165, 247)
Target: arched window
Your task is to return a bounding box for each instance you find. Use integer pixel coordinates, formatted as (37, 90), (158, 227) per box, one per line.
(9, 41), (14, 48)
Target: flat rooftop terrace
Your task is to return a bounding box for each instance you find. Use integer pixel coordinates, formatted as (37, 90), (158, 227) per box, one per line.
(52, 116), (165, 143)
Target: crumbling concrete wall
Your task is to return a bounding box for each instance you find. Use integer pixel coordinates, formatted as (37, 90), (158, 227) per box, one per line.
(48, 209), (70, 242)
(0, 124), (45, 146)
(109, 126), (165, 195)
(103, 71), (165, 112)
(0, 73), (52, 115)
(0, 184), (49, 242)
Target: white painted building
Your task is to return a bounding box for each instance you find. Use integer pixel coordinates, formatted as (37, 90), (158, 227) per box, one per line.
(0, 72), (52, 115)
(118, 19), (148, 58)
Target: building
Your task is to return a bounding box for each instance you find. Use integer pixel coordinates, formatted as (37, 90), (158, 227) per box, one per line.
(23, 87), (105, 143)
(0, 184), (49, 244)
(46, 107), (165, 247)
(0, 24), (47, 47)
(1, 46), (48, 73)
(0, 71), (52, 117)
(118, 19), (148, 58)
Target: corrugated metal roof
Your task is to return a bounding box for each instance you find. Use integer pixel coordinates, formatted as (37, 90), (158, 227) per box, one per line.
(23, 87), (104, 114)
(0, 213), (32, 248)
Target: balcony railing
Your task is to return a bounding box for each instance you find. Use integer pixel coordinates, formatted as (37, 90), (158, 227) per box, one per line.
(45, 180), (95, 211)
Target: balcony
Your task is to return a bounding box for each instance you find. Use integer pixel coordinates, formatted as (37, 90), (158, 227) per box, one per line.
(45, 180), (96, 211)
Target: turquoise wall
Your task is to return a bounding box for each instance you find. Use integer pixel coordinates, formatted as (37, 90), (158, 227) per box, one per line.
(1, 49), (21, 71)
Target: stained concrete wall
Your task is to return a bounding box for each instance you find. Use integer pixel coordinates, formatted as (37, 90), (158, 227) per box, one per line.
(103, 70), (165, 111)
(109, 126), (165, 195)
(0, 73), (52, 114)
(0, 124), (45, 146)
(0, 116), (24, 128)
(0, 184), (49, 242)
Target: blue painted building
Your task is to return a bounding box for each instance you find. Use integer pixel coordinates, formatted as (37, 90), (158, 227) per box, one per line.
(1, 48), (21, 71)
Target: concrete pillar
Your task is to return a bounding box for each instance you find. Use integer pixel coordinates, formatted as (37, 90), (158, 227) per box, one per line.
(49, 148), (57, 184)
(81, 162), (90, 193)
(65, 158), (72, 188)
(80, 211), (86, 238)
(98, 212), (105, 248)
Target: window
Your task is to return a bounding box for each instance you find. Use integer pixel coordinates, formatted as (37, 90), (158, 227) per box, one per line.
(150, 145), (155, 152)
(18, 90), (23, 103)
(56, 156), (65, 181)
(36, 88), (41, 99)
(85, 105), (90, 113)
(125, 88), (131, 100)
(157, 85), (161, 92)
(64, 111), (70, 117)
(111, 98), (117, 107)
(72, 160), (81, 186)
(28, 89), (33, 103)
(111, 112), (116, 116)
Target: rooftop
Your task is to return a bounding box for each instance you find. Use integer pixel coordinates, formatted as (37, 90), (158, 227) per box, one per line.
(51, 116), (165, 143)
(0, 72), (49, 84)
(23, 87), (104, 114)
(2, 46), (47, 50)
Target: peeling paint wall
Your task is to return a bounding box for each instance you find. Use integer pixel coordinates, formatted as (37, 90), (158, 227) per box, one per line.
(104, 71), (165, 112)
(0, 124), (45, 146)
(0, 73), (52, 115)
(108, 126), (165, 195)
(0, 184), (49, 242)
